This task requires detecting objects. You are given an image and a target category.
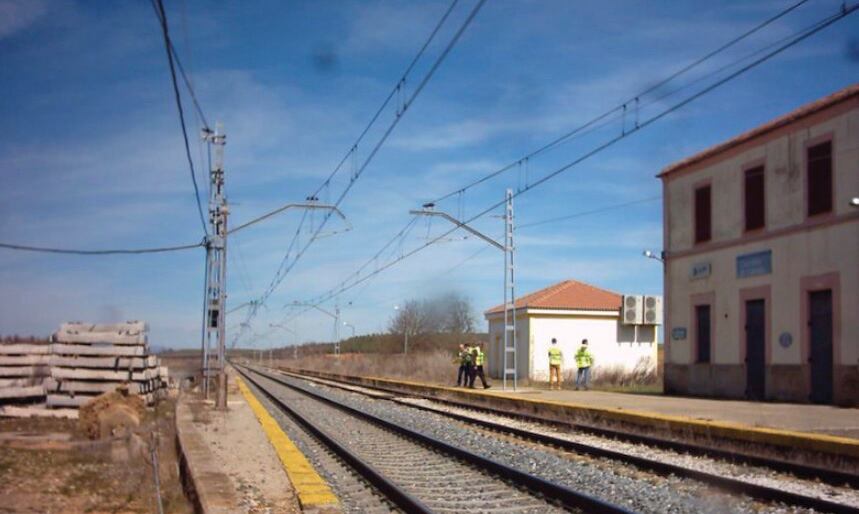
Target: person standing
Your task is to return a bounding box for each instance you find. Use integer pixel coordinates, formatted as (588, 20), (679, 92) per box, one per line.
(469, 341), (491, 389)
(575, 339), (594, 390)
(456, 343), (471, 387)
(547, 338), (563, 390)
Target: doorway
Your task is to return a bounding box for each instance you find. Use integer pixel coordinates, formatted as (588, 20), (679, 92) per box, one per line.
(809, 289), (834, 404)
(745, 299), (766, 400)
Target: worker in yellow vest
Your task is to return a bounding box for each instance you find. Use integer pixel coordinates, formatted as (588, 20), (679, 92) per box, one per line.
(547, 338), (563, 390)
(469, 341), (490, 389)
(456, 343), (472, 387)
(575, 339), (595, 390)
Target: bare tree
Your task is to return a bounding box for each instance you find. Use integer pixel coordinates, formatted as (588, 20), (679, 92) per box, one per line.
(388, 292), (476, 335)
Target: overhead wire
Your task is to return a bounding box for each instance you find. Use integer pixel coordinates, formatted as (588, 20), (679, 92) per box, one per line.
(428, 0), (811, 205)
(0, 241), (204, 255)
(242, 0), (486, 327)
(286, 0), (815, 313)
(285, 2), (857, 317)
(151, 0), (209, 237)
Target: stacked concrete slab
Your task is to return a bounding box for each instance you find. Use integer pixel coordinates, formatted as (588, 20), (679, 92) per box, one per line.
(47, 321), (166, 408)
(0, 321), (168, 416)
(0, 342), (52, 403)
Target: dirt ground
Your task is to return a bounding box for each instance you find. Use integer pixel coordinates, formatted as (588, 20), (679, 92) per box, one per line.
(0, 399), (192, 514)
(189, 368), (300, 514)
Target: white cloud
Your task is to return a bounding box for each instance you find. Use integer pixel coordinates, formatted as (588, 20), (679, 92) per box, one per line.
(0, 0), (46, 39)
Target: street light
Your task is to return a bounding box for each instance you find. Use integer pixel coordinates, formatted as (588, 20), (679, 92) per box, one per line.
(392, 305), (409, 355)
(642, 249), (665, 263)
(850, 197), (859, 208)
(343, 322), (356, 338)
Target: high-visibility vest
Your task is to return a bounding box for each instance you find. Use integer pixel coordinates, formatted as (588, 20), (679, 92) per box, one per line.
(575, 346), (593, 368)
(461, 347), (473, 364)
(548, 346), (562, 366)
(475, 348), (485, 366)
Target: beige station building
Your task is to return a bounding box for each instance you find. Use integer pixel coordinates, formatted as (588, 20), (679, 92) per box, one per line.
(660, 84), (858, 406)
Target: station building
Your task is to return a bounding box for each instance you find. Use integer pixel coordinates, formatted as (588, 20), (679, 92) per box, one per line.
(484, 280), (658, 381)
(660, 84), (859, 405)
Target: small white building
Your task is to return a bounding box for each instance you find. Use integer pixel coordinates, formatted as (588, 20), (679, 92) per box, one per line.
(484, 280), (658, 381)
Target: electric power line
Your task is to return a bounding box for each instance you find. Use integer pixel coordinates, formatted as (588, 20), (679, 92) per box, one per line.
(286, 2), (857, 316)
(244, 0), (487, 321)
(428, 0), (811, 205)
(152, 0), (209, 237)
(518, 196), (661, 229)
(0, 240), (204, 255)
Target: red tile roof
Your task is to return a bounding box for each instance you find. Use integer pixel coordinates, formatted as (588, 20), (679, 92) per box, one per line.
(658, 83), (859, 178)
(485, 279), (621, 315)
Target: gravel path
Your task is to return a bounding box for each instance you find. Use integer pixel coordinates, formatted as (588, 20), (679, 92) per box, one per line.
(250, 371), (569, 513)
(272, 371), (824, 514)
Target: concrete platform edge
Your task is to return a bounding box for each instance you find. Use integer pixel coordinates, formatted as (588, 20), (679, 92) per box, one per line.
(175, 396), (241, 514)
(290, 367), (859, 459)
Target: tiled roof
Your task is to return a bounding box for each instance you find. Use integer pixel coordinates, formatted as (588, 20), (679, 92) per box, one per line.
(485, 279), (621, 315)
(658, 83), (859, 178)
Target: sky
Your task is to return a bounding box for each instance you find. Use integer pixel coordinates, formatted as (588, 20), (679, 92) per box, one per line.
(0, 0), (856, 349)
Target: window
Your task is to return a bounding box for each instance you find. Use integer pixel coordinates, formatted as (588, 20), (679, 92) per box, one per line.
(694, 184), (712, 244)
(807, 140), (832, 216)
(744, 166), (765, 231)
(695, 304), (711, 363)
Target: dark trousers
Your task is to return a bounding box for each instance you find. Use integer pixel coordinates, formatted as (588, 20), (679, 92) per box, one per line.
(457, 364), (469, 386)
(469, 365), (488, 388)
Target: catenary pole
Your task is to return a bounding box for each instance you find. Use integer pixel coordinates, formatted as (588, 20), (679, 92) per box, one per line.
(200, 122), (229, 408)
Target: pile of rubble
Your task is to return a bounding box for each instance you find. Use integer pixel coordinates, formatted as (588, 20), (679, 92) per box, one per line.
(0, 321), (167, 418)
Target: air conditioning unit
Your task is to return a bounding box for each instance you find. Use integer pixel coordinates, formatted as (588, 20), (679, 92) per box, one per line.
(643, 295), (663, 325)
(622, 295), (643, 325)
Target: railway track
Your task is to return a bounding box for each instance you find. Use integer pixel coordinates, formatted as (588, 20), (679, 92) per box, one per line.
(264, 365), (859, 514)
(234, 364), (632, 514)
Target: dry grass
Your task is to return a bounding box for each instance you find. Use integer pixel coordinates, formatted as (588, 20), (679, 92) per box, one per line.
(282, 350), (462, 386)
(281, 351), (661, 393)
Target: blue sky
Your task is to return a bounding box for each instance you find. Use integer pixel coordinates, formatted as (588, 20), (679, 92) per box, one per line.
(0, 0), (856, 349)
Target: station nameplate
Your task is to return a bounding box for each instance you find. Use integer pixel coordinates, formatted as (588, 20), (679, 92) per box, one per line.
(690, 262), (711, 280)
(671, 327), (687, 340)
(736, 250), (772, 278)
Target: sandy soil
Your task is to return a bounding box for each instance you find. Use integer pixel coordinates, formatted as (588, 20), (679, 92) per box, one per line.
(0, 399), (191, 514)
(192, 368), (300, 514)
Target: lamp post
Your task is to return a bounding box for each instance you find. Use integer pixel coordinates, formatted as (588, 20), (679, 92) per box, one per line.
(642, 249), (665, 263)
(343, 322), (356, 338)
(393, 305), (410, 355)
(286, 301), (341, 356)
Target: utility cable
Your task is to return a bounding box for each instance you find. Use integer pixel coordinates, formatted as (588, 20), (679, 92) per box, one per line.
(518, 196), (661, 229)
(249, 0), (486, 314)
(288, 2), (857, 314)
(428, 0), (811, 205)
(0, 240), (204, 255)
(152, 0), (209, 237)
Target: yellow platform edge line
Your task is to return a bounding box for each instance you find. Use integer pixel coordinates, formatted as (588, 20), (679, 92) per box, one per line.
(293, 368), (859, 459)
(235, 376), (339, 508)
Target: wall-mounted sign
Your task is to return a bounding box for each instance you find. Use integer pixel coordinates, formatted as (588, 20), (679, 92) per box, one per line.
(690, 262), (711, 280)
(737, 250), (772, 278)
(778, 332), (793, 349)
(671, 327), (687, 341)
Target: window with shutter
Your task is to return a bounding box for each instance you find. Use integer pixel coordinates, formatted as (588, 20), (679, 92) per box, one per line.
(807, 141), (832, 217)
(744, 166), (765, 231)
(694, 185), (711, 244)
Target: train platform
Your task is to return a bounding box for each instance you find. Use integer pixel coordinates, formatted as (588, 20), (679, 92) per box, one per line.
(480, 386), (859, 438)
(289, 368), (859, 460)
(177, 367), (338, 513)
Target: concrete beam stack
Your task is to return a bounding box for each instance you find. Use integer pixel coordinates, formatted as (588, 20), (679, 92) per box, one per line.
(46, 321), (166, 408)
(0, 342), (52, 402)
(0, 321), (169, 416)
